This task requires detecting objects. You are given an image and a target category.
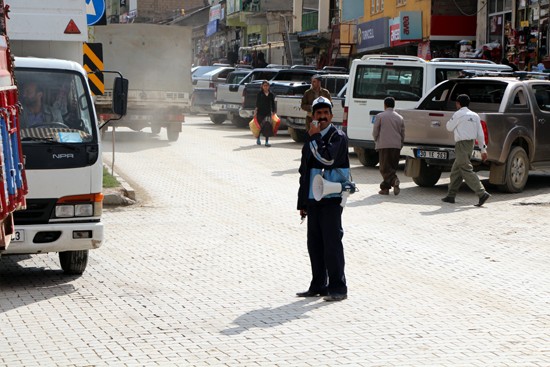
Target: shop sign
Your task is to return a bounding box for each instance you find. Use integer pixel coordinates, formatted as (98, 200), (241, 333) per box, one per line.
(399, 11), (422, 40)
(206, 19), (219, 37)
(210, 4), (222, 21)
(390, 17), (409, 47)
(357, 18), (389, 53)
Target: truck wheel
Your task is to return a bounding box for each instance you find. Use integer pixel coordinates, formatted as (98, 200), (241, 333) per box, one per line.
(412, 160), (442, 187)
(499, 146), (529, 193)
(354, 147), (379, 167)
(151, 125), (161, 135)
(59, 250), (89, 275)
(210, 114), (226, 125)
(167, 129), (180, 142)
(231, 116), (249, 128)
(288, 127), (306, 143)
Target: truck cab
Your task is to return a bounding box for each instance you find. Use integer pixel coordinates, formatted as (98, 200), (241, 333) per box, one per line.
(5, 57), (125, 274)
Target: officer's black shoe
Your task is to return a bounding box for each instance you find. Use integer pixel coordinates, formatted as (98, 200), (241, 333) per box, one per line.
(296, 289), (328, 297)
(323, 294), (347, 302)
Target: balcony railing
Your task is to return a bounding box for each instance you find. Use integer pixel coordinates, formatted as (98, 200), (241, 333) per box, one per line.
(227, 0), (261, 14)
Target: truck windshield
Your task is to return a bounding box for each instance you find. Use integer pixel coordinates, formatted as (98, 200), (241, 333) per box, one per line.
(352, 65), (423, 101)
(15, 68), (95, 143)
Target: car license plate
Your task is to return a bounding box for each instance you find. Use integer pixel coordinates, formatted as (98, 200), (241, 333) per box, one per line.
(12, 230), (24, 242)
(417, 150), (448, 159)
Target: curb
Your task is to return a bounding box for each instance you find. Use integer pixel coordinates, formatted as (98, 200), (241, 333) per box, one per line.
(103, 164), (136, 206)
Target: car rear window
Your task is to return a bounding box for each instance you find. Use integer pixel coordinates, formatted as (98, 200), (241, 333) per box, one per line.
(419, 80), (508, 112)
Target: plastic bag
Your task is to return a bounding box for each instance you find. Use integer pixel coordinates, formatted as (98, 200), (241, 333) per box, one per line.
(249, 116), (260, 138)
(271, 113), (281, 135)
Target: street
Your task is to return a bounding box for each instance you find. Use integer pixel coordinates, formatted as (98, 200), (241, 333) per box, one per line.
(1, 115), (549, 366)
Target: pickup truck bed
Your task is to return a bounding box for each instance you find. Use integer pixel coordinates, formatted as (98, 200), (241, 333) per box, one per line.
(213, 68), (280, 127)
(239, 69), (327, 120)
(276, 74), (348, 142)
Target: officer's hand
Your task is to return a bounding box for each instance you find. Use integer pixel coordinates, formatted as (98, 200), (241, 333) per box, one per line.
(308, 123), (320, 136)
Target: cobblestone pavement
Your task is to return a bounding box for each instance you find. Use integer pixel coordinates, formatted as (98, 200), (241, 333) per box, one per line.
(1, 116), (549, 366)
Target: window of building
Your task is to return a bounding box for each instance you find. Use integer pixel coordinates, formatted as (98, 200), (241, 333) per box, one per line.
(371, 0), (384, 14)
(397, 0), (406, 6)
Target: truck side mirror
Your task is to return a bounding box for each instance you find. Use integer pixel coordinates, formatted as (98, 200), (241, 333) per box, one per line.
(112, 77), (128, 116)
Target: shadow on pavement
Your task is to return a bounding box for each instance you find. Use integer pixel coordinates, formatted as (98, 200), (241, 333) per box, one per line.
(0, 255), (78, 314)
(220, 298), (329, 336)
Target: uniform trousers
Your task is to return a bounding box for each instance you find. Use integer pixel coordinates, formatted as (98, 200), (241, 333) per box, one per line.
(306, 201), (347, 295)
(447, 139), (485, 197)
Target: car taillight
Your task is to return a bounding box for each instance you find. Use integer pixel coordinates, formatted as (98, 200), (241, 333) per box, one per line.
(343, 106), (349, 127)
(209, 82), (215, 89)
(480, 120), (489, 144)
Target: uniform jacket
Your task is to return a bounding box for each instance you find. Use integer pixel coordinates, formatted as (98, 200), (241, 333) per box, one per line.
(372, 108), (405, 150)
(297, 124), (350, 210)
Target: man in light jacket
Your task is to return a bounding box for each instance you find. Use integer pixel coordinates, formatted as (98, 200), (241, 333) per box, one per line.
(372, 97), (405, 195)
(441, 94), (491, 206)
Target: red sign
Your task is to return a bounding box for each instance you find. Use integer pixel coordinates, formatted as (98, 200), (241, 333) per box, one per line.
(64, 19), (81, 34)
(390, 22), (408, 47)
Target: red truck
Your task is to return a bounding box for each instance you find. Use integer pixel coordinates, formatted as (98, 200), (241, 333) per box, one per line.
(0, 0), (28, 252)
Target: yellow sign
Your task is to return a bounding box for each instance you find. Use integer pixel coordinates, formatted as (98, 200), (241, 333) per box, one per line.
(83, 42), (104, 95)
(520, 21), (529, 28)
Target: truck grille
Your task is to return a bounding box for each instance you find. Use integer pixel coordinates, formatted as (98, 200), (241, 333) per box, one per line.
(13, 199), (56, 225)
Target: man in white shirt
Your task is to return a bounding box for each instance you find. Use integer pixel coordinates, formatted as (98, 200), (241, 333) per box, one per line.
(441, 94), (491, 207)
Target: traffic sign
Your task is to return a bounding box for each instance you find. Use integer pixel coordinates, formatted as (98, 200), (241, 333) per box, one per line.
(83, 43), (104, 95)
(86, 0), (106, 26)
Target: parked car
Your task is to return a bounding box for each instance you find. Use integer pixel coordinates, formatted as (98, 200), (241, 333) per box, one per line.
(212, 68), (281, 127)
(191, 66), (235, 122)
(399, 71), (550, 193)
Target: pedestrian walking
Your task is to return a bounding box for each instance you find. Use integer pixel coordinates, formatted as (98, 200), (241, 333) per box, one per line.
(301, 75), (331, 131)
(296, 96), (350, 302)
(372, 97), (405, 195)
(442, 94), (491, 206)
(254, 80), (276, 147)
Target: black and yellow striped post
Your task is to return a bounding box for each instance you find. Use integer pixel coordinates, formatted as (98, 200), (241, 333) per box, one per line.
(83, 42), (104, 95)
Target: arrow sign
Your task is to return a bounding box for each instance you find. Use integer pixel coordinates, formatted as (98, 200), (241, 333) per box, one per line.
(86, 0), (106, 26)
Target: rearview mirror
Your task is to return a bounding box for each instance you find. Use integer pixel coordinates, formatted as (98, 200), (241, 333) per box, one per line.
(112, 77), (128, 116)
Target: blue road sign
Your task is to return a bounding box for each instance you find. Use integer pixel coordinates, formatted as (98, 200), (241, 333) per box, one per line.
(86, 0), (106, 26)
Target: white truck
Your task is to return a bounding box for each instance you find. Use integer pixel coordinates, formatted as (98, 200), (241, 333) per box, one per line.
(94, 24), (193, 142)
(345, 55), (512, 167)
(3, 0), (127, 274)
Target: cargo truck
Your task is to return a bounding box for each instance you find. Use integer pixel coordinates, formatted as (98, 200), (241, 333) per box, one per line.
(3, 0), (127, 274)
(93, 23), (193, 142)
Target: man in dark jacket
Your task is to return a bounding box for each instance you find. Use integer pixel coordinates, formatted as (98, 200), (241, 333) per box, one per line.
(296, 96), (350, 302)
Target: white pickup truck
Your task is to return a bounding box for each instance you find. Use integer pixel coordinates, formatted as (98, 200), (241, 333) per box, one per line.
(211, 68), (279, 127)
(275, 74), (348, 142)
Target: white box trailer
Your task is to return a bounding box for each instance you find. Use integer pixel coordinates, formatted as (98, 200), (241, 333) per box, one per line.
(6, 0), (88, 63)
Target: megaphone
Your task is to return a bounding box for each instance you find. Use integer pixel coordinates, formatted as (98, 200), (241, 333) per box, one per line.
(312, 174), (357, 207)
